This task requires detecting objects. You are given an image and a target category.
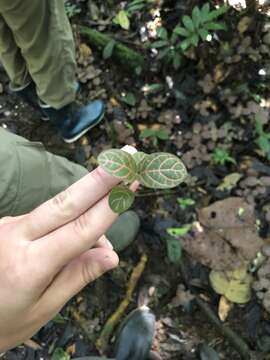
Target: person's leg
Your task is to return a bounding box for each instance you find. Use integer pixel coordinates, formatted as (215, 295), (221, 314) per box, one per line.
(0, 0), (76, 109)
(0, 128), (87, 217)
(0, 0), (105, 143)
(0, 14), (30, 88)
(0, 128), (140, 250)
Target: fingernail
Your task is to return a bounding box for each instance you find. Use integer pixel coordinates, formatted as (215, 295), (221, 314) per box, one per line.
(106, 239), (114, 250)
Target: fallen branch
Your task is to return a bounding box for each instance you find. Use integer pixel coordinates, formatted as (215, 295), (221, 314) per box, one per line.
(195, 297), (254, 360)
(79, 26), (145, 71)
(96, 254), (148, 354)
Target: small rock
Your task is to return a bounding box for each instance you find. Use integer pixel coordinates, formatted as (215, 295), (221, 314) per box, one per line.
(263, 32), (270, 45)
(262, 244), (270, 257)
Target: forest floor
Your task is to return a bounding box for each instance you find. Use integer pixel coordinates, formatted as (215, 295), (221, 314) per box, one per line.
(1, 1), (270, 359)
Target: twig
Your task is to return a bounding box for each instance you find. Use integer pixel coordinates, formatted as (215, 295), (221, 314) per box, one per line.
(179, 262), (254, 360)
(195, 297), (254, 360)
(96, 254), (148, 354)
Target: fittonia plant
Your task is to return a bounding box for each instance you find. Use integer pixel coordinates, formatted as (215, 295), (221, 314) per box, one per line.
(98, 149), (187, 213)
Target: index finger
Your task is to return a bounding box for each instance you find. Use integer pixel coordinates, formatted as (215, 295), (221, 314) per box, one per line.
(19, 145), (137, 240)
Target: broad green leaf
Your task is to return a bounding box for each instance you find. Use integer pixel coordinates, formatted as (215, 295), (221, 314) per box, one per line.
(138, 153), (187, 189)
(151, 40), (168, 48)
(98, 149), (137, 182)
(174, 26), (190, 37)
(179, 38), (192, 51)
(166, 238), (182, 264)
(204, 22), (227, 31)
(190, 34), (199, 46)
(201, 3), (210, 23)
(157, 26), (168, 40)
(116, 10), (130, 30)
(52, 348), (70, 360)
(167, 224), (192, 237)
(133, 151), (147, 166)
(109, 186), (135, 213)
(217, 173), (242, 192)
(121, 92), (136, 106)
(139, 128), (156, 139)
(206, 5), (228, 21)
(103, 39), (116, 59)
(198, 28), (209, 40)
(182, 15), (195, 32)
(156, 129), (170, 140)
(192, 6), (201, 28)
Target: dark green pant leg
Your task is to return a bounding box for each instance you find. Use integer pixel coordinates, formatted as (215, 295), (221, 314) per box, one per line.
(0, 0), (77, 109)
(0, 128), (88, 217)
(0, 14), (29, 86)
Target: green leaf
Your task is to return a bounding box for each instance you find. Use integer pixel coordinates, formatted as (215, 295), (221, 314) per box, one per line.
(115, 10), (130, 30)
(156, 47), (170, 60)
(53, 313), (67, 324)
(138, 153), (187, 189)
(109, 186), (135, 213)
(192, 6), (201, 28)
(182, 15), (195, 32)
(156, 129), (170, 140)
(133, 151), (147, 166)
(166, 238), (182, 264)
(206, 5), (228, 21)
(121, 92), (136, 106)
(98, 149), (137, 182)
(51, 348), (70, 360)
(174, 26), (190, 37)
(151, 40), (168, 48)
(198, 28), (209, 40)
(157, 26), (168, 40)
(204, 22), (227, 31)
(201, 3), (210, 22)
(190, 34), (199, 46)
(103, 39), (116, 59)
(167, 224), (192, 237)
(173, 54), (182, 69)
(139, 128), (156, 139)
(177, 198), (195, 209)
(179, 38), (192, 51)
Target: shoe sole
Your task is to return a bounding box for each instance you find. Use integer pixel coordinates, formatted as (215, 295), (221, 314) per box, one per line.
(62, 110), (105, 144)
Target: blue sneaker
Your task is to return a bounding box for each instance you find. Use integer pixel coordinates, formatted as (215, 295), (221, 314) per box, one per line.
(40, 100), (105, 143)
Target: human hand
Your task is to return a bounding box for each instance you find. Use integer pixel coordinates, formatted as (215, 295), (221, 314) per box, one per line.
(0, 146), (138, 352)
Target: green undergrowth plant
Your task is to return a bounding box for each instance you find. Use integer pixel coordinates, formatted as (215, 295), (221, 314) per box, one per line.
(139, 127), (170, 146)
(113, 0), (152, 30)
(64, 1), (81, 18)
(255, 118), (270, 160)
(212, 148), (236, 166)
(151, 3), (228, 69)
(98, 149), (187, 213)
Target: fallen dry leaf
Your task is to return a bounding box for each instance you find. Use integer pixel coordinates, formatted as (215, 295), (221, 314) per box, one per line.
(218, 295), (233, 321)
(181, 198), (264, 271)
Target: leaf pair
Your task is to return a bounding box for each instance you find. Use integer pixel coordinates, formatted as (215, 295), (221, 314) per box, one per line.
(98, 149), (187, 213)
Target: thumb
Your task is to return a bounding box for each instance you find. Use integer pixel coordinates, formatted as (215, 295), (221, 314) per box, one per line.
(40, 248), (119, 311)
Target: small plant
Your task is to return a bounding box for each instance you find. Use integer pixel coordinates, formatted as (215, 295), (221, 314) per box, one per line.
(98, 149), (187, 213)
(139, 128), (169, 146)
(113, 0), (148, 30)
(255, 118), (270, 160)
(212, 148), (236, 166)
(64, 1), (81, 18)
(174, 3), (228, 51)
(177, 197), (195, 209)
(151, 3), (228, 69)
